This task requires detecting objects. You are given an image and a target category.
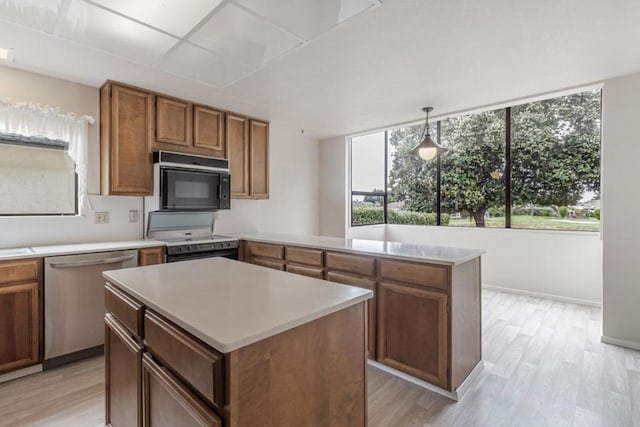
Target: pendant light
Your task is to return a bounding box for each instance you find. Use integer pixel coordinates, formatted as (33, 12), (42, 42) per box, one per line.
(411, 107), (446, 160)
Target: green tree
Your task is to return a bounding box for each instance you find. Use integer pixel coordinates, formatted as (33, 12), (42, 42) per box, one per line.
(387, 90), (601, 227)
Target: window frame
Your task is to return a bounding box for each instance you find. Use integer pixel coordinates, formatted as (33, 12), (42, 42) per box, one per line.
(349, 90), (602, 232)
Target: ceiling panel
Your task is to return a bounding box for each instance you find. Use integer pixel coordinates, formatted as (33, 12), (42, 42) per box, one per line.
(235, 0), (377, 41)
(0, 0), (62, 34)
(189, 3), (300, 71)
(157, 42), (251, 88)
(60, 0), (178, 64)
(88, 0), (222, 37)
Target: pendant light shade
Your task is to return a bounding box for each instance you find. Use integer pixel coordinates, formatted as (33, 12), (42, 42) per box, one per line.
(411, 107), (446, 161)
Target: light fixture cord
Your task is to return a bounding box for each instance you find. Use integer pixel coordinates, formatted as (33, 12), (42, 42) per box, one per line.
(420, 109), (431, 140)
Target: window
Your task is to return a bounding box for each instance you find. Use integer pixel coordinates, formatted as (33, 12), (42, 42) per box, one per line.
(351, 131), (386, 225)
(349, 89), (601, 232)
(0, 137), (77, 215)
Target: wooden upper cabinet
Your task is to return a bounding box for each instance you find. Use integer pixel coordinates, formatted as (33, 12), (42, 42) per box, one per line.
(101, 82), (153, 196)
(194, 106), (225, 157)
(249, 119), (269, 199)
(227, 114), (250, 198)
(156, 96), (192, 147)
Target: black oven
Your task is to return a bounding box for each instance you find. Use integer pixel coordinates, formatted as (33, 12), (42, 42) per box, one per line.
(165, 241), (239, 263)
(154, 151), (230, 211)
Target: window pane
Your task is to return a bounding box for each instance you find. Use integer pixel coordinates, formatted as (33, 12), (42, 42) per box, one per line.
(387, 123), (438, 225)
(351, 132), (385, 193)
(440, 110), (506, 228)
(351, 194), (384, 226)
(511, 90), (601, 232)
(0, 143), (76, 215)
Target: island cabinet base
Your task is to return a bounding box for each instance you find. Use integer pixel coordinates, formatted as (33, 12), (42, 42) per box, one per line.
(226, 302), (367, 427)
(104, 283), (367, 427)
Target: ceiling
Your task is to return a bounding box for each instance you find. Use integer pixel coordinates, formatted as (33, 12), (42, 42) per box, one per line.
(1, 0), (640, 139)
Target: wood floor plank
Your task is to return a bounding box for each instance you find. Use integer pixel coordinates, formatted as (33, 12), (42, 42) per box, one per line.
(1, 289), (639, 427)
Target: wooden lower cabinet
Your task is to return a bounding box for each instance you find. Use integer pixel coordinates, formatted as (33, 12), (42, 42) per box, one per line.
(377, 282), (448, 389)
(0, 282), (40, 374)
(286, 264), (323, 278)
(0, 257), (41, 375)
(139, 247), (165, 266)
(105, 313), (143, 427)
(326, 271), (376, 359)
(143, 354), (221, 427)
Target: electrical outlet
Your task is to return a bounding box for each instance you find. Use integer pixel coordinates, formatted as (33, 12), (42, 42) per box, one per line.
(129, 210), (140, 223)
(95, 211), (110, 224)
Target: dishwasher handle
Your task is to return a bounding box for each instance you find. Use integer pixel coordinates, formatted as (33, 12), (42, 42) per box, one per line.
(48, 254), (136, 269)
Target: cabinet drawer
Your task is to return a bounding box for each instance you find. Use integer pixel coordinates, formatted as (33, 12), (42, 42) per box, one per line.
(326, 271), (375, 290)
(286, 264), (323, 279)
(142, 354), (222, 427)
(379, 259), (448, 291)
(144, 311), (224, 410)
(253, 257), (285, 271)
(285, 246), (323, 267)
(326, 252), (375, 277)
(105, 283), (144, 337)
(246, 241), (283, 260)
(0, 259), (39, 285)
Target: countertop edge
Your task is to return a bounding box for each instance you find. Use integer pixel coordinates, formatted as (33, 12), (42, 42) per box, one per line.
(0, 240), (164, 261)
(236, 234), (485, 266)
(105, 273), (373, 353)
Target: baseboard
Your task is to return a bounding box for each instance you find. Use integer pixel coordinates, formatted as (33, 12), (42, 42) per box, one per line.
(482, 284), (601, 308)
(601, 335), (640, 351)
(0, 364), (42, 384)
(367, 360), (484, 401)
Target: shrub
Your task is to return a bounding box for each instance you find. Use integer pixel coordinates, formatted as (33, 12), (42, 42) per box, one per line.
(559, 206), (568, 218)
(513, 206), (557, 217)
(594, 209), (601, 220)
(351, 206), (449, 226)
(351, 206), (383, 225)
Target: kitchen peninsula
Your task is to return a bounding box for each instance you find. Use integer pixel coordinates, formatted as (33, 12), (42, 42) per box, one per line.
(236, 233), (485, 400)
(102, 258), (372, 427)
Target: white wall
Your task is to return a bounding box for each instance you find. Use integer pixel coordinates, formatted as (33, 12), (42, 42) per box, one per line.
(319, 136), (348, 237)
(215, 123), (320, 236)
(601, 72), (640, 348)
(0, 65), (144, 248)
(318, 129), (602, 305)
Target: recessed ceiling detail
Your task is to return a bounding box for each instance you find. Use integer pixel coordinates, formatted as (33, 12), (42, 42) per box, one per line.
(0, 0), (381, 87)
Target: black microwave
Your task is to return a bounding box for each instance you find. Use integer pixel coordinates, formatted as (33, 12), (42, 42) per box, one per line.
(155, 151), (231, 211)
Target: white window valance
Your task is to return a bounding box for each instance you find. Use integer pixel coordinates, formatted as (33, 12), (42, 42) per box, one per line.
(0, 97), (95, 215)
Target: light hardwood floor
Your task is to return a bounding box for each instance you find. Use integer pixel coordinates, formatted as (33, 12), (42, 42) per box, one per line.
(1, 290), (639, 427)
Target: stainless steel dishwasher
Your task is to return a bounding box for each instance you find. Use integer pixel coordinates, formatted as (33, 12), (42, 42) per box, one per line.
(44, 250), (138, 368)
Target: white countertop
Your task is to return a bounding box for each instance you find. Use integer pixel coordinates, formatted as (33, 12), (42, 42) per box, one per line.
(0, 240), (164, 261)
(235, 232), (484, 265)
(103, 258), (373, 353)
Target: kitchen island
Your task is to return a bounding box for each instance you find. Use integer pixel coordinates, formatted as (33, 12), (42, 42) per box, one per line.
(236, 232), (485, 400)
(103, 258), (372, 427)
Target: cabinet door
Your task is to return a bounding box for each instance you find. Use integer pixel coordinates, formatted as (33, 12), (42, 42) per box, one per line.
(194, 106), (225, 157)
(377, 282), (448, 389)
(326, 272), (376, 359)
(106, 84), (153, 195)
(226, 114), (250, 198)
(249, 119), (269, 199)
(105, 313), (143, 427)
(156, 96), (192, 147)
(0, 282), (39, 374)
(139, 247), (165, 266)
(143, 354), (222, 427)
